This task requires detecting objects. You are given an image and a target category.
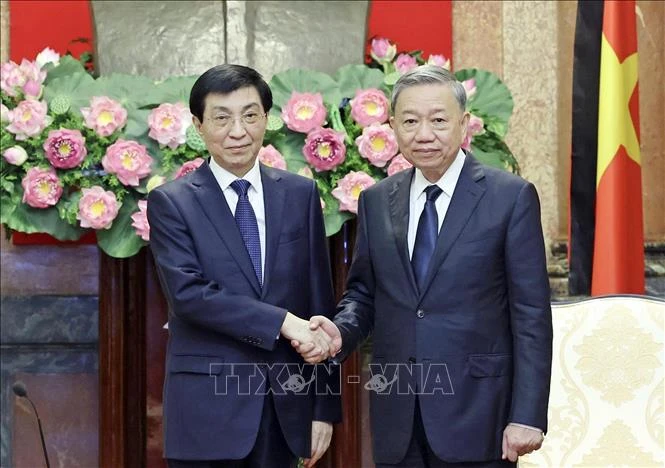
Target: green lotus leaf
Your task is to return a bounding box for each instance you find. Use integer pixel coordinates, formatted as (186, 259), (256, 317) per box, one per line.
(82, 74), (159, 110)
(147, 75), (198, 106)
(269, 131), (307, 172)
(334, 64), (388, 99)
(43, 72), (95, 112)
(269, 69), (341, 113)
(455, 69), (513, 138)
(322, 196), (353, 237)
(6, 196), (85, 241)
(43, 56), (87, 85)
(96, 194), (146, 258)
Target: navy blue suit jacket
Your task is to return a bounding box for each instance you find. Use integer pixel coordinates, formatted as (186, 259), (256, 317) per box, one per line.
(147, 162), (341, 460)
(334, 154), (553, 464)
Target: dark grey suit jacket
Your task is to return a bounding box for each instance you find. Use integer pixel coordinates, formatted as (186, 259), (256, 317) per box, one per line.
(148, 162), (341, 460)
(334, 154), (552, 464)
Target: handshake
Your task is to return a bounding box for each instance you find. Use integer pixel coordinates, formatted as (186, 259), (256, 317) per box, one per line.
(281, 313), (342, 364)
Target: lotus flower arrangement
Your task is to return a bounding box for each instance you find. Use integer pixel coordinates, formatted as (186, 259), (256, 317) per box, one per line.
(1, 39), (517, 258)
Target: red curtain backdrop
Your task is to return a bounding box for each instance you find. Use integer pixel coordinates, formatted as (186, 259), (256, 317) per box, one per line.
(366, 0), (453, 65)
(9, 0), (93, 62)
(9, 0), (95, 245)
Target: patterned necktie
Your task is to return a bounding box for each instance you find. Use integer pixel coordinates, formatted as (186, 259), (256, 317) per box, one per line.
(230, 179), (262, 286)
(411, 185), (443, 292)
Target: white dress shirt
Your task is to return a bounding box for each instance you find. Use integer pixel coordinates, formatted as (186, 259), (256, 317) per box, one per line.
(407, 150), (466, 259)
(209, 157), (266, 275)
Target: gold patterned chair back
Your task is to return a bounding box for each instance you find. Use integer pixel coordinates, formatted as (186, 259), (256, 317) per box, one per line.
(520, 295), (664, 467)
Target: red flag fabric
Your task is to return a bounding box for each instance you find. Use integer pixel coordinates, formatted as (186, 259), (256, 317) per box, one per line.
(591, 0), (644, 295)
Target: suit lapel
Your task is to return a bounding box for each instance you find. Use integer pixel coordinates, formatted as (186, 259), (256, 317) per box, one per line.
(420, 154), (486, 296)
(260, 165), (285, 299)
(192, 163), (262, 295)
(389, 168), (419, 296)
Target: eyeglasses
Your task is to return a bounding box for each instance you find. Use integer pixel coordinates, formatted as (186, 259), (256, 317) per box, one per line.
(206, 111), (267, 130)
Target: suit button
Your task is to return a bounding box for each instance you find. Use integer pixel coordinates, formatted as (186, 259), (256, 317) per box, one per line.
(416, 309), (425, 318)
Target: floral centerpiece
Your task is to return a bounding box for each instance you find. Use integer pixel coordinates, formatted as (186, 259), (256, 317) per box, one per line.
(1, 39), (517, 258)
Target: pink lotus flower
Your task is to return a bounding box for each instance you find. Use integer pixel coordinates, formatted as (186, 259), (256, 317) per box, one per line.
(22, 80), (42, 100)
(20, 59), (47, 97)
(174, 157), (205, 179)
(148, 102), (191, 149)
(35, 47), (60, 68)
(462, 79), (477, 100)
(131, 200), (150, 241)
(77, 186), (120, 229)
(387, 153), (413, 176)
(102, 139), (153, 186)
(0, 59), (46, 98)
(395, 54), (418, 75)
(43, 129), (87, 169)
(258, 144), (287, 170)
(331, 171), (376, 214)
(3, 146), (28, 165)
(21, 167), (63, 208)
(355, 124), (399, 168)
(1, 62), (25, 97)
(6, 100), (49, 140)
(461, 114), (485, 151)
(297, 166), (314, 179)
(281, 92), (327, 133)
(302, 127), (346, 172)
(81, 96), (128, 137)
(350, 89), (390, 127)
(370, 38), (397, 63)
(427, 54), (451, 70)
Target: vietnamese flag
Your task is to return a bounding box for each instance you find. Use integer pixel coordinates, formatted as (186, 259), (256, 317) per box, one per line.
(569, 0), (644, 296)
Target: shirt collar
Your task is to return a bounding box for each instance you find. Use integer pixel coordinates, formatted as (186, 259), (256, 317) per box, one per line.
(412, 149), (466, 200)
(209, 156), (262, 194)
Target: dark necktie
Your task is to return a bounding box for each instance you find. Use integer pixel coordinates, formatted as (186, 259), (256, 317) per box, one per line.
(412, 185), (443, 292)
(230, 179), (262, 286)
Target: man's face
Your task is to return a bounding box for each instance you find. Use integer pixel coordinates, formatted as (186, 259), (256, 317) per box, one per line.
(390, 84), (469, 182)
(193, 87), (267, 177)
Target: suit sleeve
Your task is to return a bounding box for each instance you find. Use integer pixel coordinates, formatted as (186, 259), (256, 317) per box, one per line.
(333, 192), (376, 362)
(304, 182), (342, 423)
(147, 187), (287, 351)
(504, 182), (553, 432)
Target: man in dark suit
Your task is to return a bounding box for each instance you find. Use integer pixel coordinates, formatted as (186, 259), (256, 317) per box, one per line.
(295, 65), (553, 467)
(147, 64), (341, 468)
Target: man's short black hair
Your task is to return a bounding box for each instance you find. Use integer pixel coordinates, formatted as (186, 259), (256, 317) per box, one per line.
(189, 64), (273, 121)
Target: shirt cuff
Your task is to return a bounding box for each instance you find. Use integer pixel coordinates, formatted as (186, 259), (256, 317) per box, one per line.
(509, 422), (544, 434)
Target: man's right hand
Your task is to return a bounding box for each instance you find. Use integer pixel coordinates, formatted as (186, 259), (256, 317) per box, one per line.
(291, 316), (342, 363)
(281, 313), (333, 363)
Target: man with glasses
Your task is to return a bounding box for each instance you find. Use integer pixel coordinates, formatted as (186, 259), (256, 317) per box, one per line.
(295, 65), (552, 467)
(148, 64), (341, 468)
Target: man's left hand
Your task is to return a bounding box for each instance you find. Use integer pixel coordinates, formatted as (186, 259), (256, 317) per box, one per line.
(501, 424), (544, 462)
(303, 420), (333, 467)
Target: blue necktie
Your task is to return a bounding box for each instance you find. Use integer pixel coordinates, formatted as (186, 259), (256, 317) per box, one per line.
(231, 179), (262, 286)
(412, 185), (443, 292)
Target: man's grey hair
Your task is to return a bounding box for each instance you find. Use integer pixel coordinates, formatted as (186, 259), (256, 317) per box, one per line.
(391, 65), (467, 113)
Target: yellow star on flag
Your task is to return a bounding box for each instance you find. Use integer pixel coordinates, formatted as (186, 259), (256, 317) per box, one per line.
(596, 34), (640, 187)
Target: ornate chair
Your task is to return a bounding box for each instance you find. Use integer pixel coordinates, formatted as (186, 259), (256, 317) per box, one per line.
(520, 295), (664, 467)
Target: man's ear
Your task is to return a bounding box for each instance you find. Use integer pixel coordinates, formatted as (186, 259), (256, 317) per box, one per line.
(389, 115), (395, 130)
(461, 111), (470, 134)
(193, 115), (202, 133)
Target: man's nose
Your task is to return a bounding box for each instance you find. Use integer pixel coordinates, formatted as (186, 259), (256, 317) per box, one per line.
(414, 121), (435, 141)
(228, 118), (247, 137)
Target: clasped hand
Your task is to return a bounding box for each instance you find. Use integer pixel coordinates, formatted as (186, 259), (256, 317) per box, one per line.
(283, 314), (342, 363)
